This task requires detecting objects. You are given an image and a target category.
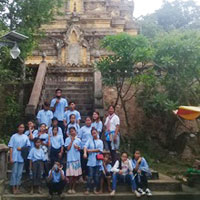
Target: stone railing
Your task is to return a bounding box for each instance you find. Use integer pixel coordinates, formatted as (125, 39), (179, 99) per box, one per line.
(0, 144), (9, 181)
(25, 61), (48, 116)
(94, 70), (104, 116)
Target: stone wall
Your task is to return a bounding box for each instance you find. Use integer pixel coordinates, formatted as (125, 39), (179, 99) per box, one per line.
(103, 85), (200, 161)
(102, 86), (145, 136)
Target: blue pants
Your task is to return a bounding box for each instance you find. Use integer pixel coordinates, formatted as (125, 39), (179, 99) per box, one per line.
(87, 166), (101, 191)
(112, 173), (136, 191)
(10, 162), (24, 186)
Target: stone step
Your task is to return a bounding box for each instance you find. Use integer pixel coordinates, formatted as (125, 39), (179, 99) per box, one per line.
(4, 192), (200, 200)
(44, 92), (94, 98)
(45, 86), (94, 91)
(42, 94), (93, 102)
(3, 177), (182, 194)
(5, 169), (181, 193)
(47, 67), (94, 74)
(45, 78), (94, 84)
(45, 82), (94, 86)
(44, 89), (94, 94)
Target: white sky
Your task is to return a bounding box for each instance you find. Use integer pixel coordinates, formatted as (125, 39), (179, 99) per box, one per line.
(133, 0), (200, 18)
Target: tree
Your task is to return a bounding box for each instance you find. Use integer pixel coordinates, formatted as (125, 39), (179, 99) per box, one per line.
(96, 33), (154, 127)
(0, 0), (63, 81)
(155, 0), (200, 31)
(137, 30), (200, 147)
(0, 0), (63, 140)
(138, 0), (200, 38)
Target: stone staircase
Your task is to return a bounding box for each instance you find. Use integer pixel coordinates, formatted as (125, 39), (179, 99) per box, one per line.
(38, 65), (94, 121)
(2, 171), (200, 200)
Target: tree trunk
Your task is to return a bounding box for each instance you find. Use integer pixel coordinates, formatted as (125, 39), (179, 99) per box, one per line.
(120, 94), (130, 129)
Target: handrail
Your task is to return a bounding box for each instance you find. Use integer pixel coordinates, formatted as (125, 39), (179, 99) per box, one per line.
(25, 61), (47, 116)
(94, 70), (104, 116)
(0, 144), (9, 180)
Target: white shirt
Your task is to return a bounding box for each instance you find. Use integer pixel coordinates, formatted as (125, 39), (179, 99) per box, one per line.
(104, 114), (120, 132)
(111, 159), (133, 175)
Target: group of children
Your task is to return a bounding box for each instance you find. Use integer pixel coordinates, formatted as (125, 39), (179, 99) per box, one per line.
(8, 88), (152, 198)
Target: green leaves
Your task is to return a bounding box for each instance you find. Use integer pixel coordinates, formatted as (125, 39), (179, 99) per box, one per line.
(97, 33), (154, 87)
(0, 0), (63, 82)
(138, 0), (200, 38)
(137, 30), (200, 121)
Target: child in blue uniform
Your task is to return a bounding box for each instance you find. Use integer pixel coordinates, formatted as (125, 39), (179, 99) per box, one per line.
(37, 101), (53, 128)
(110, 152), (140, 197)
(34, 123), (49, 177)
(78, 116), (93, 179)
(24, 120), (38, 175)
(48, 126), (64, 168)
(92, 111), (103, 138)
(28, 138), (45, 194)
(48, 117), (63, 137)
(65, 114), (80, 137)
(8, 123), (30, 194)
(47, 162), (66, 198)
(83, 128), (103, 195)
(65, 127), (82, 194)
(132, 150), (152, 197)
(63, 101), (81, 125)
(99, 153), (112, 193)
(24, 120), (38, 149)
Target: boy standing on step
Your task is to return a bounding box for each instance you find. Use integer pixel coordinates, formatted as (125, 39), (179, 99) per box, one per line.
(50, 89), (68, 136)
(28, 138), (45, 194)
(63, 101), (81, 125)
(132, 150), (152, 197)
(37, 101), (53, 128)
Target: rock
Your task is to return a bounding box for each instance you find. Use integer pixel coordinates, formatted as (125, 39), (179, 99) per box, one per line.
(174, 132), (200, 160)
(193, 160), (200, 170)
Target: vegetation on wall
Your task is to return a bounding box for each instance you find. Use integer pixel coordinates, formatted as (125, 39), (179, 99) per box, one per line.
(0, 0), (63, 139)
(98, 0), (200, 157)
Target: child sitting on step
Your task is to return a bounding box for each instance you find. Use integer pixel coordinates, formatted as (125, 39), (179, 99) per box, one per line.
(28, 138), (45, 194)
(99, 153), (112, 193)
(110, 152), (141, 197)
(132, 150), (152, 197)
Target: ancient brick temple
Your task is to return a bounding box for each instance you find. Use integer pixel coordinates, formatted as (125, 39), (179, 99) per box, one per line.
(25, 0), (138, 119)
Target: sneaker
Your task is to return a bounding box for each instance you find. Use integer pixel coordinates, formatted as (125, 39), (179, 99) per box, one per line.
(38, 188), (42, 194)
(110, 190), (116, 196)
(84, 190), (90, 195)
(71, 189), (76, 194)
(138, 188), (145, 196)
(68, 189), (72, 194)
(30, 188), (34, 195)
(145, 188), (152, 196)
(93, 188), (99, 195)
(134, 190), (142, 198)
(47, 194), (53, 200)
(59, 193), (65, 199)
